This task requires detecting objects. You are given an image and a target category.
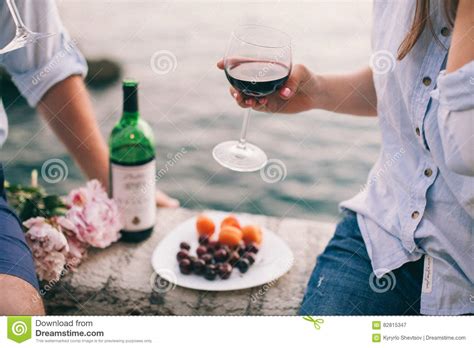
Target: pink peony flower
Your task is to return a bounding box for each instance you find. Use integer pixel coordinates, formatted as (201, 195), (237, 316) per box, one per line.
(24, 217), (69, 282)
(65, 233), (88, 270)
(65, 180), (122, 248)
(56, 216), (88, 270)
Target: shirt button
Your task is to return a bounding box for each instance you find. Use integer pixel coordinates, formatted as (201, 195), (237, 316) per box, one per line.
(411, 211), (420, 219)
(422, 76), (432, 86)
(415, 127), (421, 136)
(441, 27), (450, 37)
(424, 168), (433, 177)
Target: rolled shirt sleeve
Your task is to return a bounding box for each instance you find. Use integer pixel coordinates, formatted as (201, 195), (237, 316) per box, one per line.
(431, 60), (474, 176)
(0, 0), (88, 107)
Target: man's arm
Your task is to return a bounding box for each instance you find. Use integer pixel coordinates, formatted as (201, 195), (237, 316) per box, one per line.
(0, 275), (45, 315)
(37, 75), (110, 187)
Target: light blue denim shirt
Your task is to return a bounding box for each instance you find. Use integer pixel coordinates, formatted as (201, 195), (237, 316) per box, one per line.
(0, 0), (87, 147)
(341, 0), (473, 315)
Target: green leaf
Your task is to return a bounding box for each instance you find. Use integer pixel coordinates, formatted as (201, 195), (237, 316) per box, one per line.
(19, 199), (42, 222)
(44, 195), (65, 211)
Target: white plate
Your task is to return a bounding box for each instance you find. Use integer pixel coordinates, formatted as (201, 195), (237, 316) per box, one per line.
(151, 211), (294, 291)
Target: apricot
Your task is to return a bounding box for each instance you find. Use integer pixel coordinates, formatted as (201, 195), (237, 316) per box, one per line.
(242, 225), (262, 245)
(196, 214), (215, 237)
(220, 215), (241, 230)
(218, 226), (243, 246)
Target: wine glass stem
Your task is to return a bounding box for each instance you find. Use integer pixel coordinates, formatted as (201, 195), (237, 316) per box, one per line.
(238, 108), (251, 149)
(6, 0), (26, 29)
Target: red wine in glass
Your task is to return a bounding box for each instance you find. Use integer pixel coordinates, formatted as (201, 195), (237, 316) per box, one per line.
(225, 59), (290, 97)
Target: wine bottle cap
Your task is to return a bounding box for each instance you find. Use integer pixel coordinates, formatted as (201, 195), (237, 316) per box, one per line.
(123, 79), (138, 88)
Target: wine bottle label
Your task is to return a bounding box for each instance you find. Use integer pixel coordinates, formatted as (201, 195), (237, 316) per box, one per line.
(111, 160), (156, 232)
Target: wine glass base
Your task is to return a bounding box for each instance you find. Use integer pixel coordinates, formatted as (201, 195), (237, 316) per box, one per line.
(213, 141), (268, 172)
(0, 32), (55, 54)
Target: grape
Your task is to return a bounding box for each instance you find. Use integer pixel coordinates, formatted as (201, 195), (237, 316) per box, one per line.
(207, 241), (221, 253)
(179, 259), (192, 275)
(200, 253), (213, 264)
(228, 251), (240, 265)
(179, 242), (191, 250)
(204, 265), (217, 280)
(218, 263), (233, 279)
(237, 258), (250, 273)
(176, 250), (189, 261)
(198, 235), (209, 245)
(196, 245), (208, 257)
(246, 242), (259, 254)
(214, 249), (228, 262)
(192, 259), (206, 275)
(244, 252), (256, 265)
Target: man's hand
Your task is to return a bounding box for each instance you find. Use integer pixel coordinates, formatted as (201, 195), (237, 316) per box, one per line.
(156, 190), (180, 208)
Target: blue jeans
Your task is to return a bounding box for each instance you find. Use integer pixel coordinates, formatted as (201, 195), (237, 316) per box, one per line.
(0, 164), (39, 291)
(299, 211), (424, 315)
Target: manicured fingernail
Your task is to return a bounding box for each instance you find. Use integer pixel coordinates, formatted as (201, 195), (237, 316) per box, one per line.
(245, 99), (253, 105)
(281, 87), (291, 97)
(170, 199), (180, 207)
(233, 93), (238, 99)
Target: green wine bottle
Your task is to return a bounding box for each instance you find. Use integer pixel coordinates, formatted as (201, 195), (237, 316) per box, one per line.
(109, 79), (156, 242)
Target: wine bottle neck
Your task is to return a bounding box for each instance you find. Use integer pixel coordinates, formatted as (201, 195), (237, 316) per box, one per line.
(122, 81), (139, 122)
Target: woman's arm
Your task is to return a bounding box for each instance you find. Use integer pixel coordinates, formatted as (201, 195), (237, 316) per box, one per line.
(446, 0), (473, 73)
(314, 67), (377, 116)
(217, 61), (377, 116)
(436, 0), (474, 176)
(37, 76), (180, 207)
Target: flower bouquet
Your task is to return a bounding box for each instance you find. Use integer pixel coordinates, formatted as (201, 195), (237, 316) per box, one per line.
(5, 174), (122, 282)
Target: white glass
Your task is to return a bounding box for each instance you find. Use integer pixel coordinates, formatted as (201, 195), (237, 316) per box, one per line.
(213, 25), (292, 172)
(0, 0), (54, 54)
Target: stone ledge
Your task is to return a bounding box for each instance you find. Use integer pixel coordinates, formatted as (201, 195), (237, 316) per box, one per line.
(44, 208), (335, 315)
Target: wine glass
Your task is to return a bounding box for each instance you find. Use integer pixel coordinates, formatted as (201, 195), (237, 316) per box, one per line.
(0, 0), (55, 54)
(213, 25), (292, 172)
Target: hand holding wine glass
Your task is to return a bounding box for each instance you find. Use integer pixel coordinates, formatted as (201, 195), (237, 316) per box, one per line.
(217, 61), (318, 114)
